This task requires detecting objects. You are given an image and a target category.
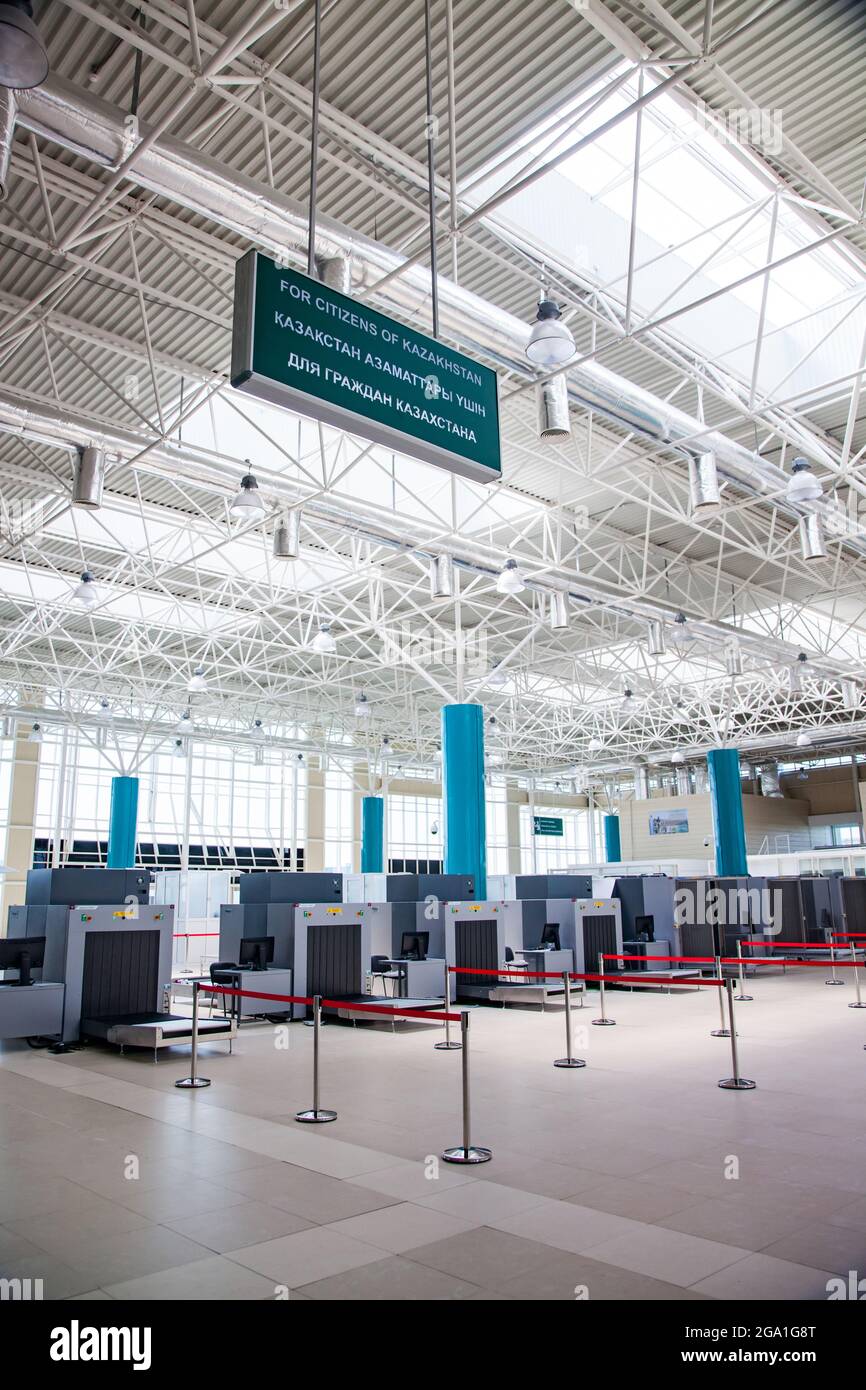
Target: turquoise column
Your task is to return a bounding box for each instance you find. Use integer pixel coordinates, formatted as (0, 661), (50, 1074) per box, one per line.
(107, 775), (139, 868)
(707, 747), (748, 876)
(603, 814), (621, 862)
(442, 703), (487, 899)
(361, 795), (384, 873)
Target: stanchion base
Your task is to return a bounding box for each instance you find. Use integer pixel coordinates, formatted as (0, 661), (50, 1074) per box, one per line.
(735, 994), (753, 1002)
(825, 980), (845, 986)
(433, 1040), (462, 1050)
(554, 1057), (586, 1068)
(591, 1018), (616, 1027)
(442, 1145), (492, 1165)
(295, 1108), (337, 1123)
(848, 1002), (866, 1009)
(175, 1076), (211, 1089)
(718, 1077), (756, 1090)
(710, 1028), (732, 1037)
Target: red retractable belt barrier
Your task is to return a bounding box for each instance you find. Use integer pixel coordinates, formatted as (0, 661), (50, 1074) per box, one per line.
(740, 940), (838, 950)
(446, 963), (722, 987)
(195, 980), (459, 1023)
(603, 952), (717, 964)
(174, 932), (220, 939)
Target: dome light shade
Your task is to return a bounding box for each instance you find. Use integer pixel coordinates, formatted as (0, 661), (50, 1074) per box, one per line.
(187, 666), (207, 693)
(671, 751), (685, 764)
(0, 3), (49, 89)
(72, 571), (99, 607)
(496, 559), (526, 595)
(28, 721), (43, 744)
(787, 457), (822, 504)
(250, 718), (264, 740)
(525, 297), (575, 367)
(796, 730), (813, 748)
(230, 466), (267, 521)
(588, 736), (604, 753)
(354, 693), (371, 717)
(312, 623), (336, 654)
(488, 664), (507, 688)
(172, 737), (186, 758)
(176, 710), (192, 731)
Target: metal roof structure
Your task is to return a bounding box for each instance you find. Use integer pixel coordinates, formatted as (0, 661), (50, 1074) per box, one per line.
(0, 0), (865, 786)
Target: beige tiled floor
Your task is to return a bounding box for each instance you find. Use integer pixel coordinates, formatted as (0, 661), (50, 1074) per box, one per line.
(0, 968), (863, 1300)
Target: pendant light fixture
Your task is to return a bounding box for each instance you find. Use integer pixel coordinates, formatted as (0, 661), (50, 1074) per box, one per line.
(525, 294), (575, 368)
(187, 666), (207, 693)
(230, 464), (267, 522)
(71, 571), (99, 607)
(786, 457), (822, 504)
(496, 559), (526, 595)
(311, 622), (336, 654)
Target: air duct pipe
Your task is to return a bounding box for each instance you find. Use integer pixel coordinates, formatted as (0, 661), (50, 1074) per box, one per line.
(759, 763), (783, 797)
(0, 387), (859, 688)
(800, 512), (828, 562)
(315, 252), (351, 294)
(536, 373), (571, 439)
(675, 764), (691, 796)
(647, 620), (666, 656)
(688, 452), (721, 515)
(0, 86), (15, 200)
(633, 763), (649, 799)
(13, 77), (854, 550)
(273, 509), (301, 558)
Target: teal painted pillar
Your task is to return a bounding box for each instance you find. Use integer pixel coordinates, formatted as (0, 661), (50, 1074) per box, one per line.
(442, 703), (487, 899)
(361, 795), (384, 873)
(707, 747), (748, 876)
(107, 775), (139, 868)
(603, 814), (621, 862)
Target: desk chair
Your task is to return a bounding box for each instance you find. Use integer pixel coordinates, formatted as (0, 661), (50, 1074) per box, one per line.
(370, 955), (402, 997)
(209, 962), (239, 1017)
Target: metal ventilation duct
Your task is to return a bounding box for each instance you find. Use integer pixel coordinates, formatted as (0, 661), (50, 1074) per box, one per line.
(13, 76), (855, 549)
(72, 444), (105, 508)
(273, 509), (301, 559)
(0, 88), (15, 200)
(689, 452), (721, 514)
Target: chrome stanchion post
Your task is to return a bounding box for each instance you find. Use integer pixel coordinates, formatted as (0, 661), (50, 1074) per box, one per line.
(555, 972), (585, 1069)
(592, 952), (616, 1026)
(826, 940), (845, 985)
(719, 978), (756, 1090)
(175, 981), (211, 1089)
(711, 955), (731, 1036)
(434, 961), (461, 1050)
(296, 995), (337, 1123)
(848, 945), (866, 1009)
(735, 940), (753, 1002)
(442, 1012), (492, 1164)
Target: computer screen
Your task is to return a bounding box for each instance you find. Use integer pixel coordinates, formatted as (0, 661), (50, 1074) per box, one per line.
(0, 935), (45, 987)
(540, 923), (560, 950)
(400, 931), (429, 961)
(239, 936), (274, 970)
(634, 914), (655, 941)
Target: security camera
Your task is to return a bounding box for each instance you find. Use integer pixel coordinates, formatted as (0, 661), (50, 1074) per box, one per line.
(703, 837), (711, 847)
(431, 821), (439, 836)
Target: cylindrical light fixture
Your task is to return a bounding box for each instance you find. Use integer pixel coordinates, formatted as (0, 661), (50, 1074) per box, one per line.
(647, 619), (666, 656)
(842, 679), (860, 712)
(430, 553), (453, 598)
(799, 513), (827, 562)
(315, 252), (351, 294)
(273, 510), (301, 559)
(536, 373), (571, 439)
(724, 642), (743, 677)
(688, 452), (721, 515)
(72, 445), (106, 509)
(549, 591), (568, 629)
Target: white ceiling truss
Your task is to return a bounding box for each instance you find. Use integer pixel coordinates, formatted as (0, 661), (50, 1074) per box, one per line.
(0, 0), (865, 785)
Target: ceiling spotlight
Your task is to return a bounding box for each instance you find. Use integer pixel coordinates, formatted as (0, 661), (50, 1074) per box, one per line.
(311, 622), (336, 654)
(71, 570), (99, 607)
(799, 513), (827, 562)
(588, 736), (604, 753)
(176, 709), (193, 732)
(796, 730), (813, 748)
(187, 666), (207, 693)
(525, 294), (575, 368)
(788, 654), (807, 694)
(621, 687), (637, 713)
(97, 697), (112, 719)
(172, 737), (186, 759)
(354, 693), (371, 718)
(496, 559), (526, 595)
(27, 721), (43, 744)
(0, 2), (49, 89)
(230, 464), (267, 522)
(670, 612), (689, 649)
(250, 718), (265, 741)
(549, 591), (568, 629)
(273, 510), (300, 559)
(796, 765), (809, 782)
(787, 457), (822, 504)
